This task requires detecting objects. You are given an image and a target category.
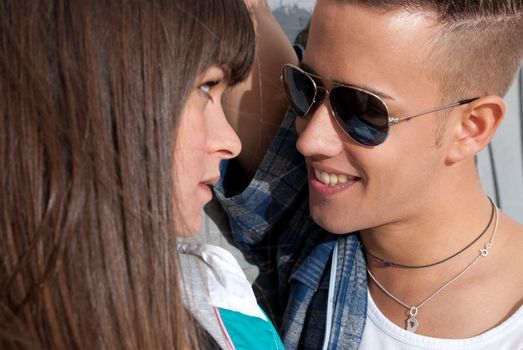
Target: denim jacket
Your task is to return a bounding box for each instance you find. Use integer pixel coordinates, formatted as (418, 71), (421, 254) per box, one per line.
(214, 110), (368, 350)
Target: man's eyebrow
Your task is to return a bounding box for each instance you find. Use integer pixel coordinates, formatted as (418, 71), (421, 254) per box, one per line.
(300, 62), (395, 101)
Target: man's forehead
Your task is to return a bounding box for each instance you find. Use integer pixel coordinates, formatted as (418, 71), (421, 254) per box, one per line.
(305, 0), (444, 108)
(308, 1), (441, 64)
(312, 0), (439, 33)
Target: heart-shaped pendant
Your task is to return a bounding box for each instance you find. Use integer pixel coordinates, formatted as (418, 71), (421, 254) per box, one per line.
(406, 316), (419, 333)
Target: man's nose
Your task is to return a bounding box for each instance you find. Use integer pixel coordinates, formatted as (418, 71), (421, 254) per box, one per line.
(296, 99), (344, 158)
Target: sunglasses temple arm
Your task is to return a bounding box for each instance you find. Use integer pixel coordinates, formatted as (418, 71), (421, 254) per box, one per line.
(388, 97), (479, 126)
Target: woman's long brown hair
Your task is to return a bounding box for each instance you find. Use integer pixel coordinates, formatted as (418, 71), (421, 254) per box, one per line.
(0, 0), (255, 348)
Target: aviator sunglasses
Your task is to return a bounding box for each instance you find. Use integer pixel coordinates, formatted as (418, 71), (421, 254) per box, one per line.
(281, 64), (479, 146)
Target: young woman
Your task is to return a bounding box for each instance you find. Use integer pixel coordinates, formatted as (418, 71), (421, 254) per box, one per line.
(0, 1), (282, 348)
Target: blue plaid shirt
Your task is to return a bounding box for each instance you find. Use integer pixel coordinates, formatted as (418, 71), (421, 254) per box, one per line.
(215, 110), (368, 350)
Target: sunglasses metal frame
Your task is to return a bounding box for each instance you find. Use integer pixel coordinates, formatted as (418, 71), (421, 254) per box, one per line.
(281, 63), (479, 146)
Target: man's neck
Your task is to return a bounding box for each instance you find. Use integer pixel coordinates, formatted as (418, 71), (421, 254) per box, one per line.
(359, 190), (494, 276)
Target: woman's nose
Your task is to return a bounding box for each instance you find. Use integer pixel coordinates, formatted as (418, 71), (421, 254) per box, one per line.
(208, 104), (242, 160)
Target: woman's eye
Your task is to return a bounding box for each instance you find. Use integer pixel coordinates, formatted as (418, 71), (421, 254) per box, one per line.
(199, 80), (219, 95)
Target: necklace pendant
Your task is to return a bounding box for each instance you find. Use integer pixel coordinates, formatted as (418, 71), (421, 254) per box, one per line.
(406, 316), (419, 333)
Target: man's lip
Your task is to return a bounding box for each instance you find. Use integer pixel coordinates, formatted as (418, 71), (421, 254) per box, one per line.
(308, 169), (358, 195)
(311, 164), (360, 179)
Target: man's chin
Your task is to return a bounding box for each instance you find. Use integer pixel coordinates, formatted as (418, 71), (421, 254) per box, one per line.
(310, 209), (352, 235)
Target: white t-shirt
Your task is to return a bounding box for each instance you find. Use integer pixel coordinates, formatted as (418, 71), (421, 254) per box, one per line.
(359, 290), (523, 350)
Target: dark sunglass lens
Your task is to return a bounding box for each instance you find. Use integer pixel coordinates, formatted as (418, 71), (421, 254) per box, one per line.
(283, 66), (316, 117)
(330, 87), (389, 146)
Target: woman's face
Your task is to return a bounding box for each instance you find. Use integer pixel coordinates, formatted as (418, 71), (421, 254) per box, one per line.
(173, 65), (241, 235)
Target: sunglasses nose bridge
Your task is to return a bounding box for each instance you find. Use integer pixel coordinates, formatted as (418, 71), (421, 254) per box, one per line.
(301, 85), (327, 118)
(314, 86), (328, 102)
(314, 86), (340, 127)
(310, 86), (350, 138)
(312, 86), (330, 111)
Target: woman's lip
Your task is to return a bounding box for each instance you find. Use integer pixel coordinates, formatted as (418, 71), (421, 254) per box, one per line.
(198, 175), (219, 203)
(202, 176), (220, 186)
(198, 183), (213, 200)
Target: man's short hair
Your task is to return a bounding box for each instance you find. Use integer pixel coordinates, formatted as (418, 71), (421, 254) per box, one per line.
(338, 0), (523, 100)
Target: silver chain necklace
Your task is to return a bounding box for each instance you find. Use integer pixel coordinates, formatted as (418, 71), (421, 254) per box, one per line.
(366, 203), (499, 333)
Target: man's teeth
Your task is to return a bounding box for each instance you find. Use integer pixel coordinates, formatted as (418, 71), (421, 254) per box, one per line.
(314, 169), (355, 186)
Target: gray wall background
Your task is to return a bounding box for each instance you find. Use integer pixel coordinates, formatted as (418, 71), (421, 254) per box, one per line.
(478, 74), (523, 223)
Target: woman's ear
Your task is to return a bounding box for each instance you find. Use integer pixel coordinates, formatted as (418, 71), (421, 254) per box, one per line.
(446, 96), (505, 165)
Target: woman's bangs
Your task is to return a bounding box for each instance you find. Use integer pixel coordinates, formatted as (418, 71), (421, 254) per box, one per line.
(197, 0), (256, 85)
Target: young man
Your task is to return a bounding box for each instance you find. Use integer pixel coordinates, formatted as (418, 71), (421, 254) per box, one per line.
(217, 0), (523, 348)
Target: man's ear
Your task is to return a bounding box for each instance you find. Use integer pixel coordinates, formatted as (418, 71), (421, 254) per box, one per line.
(446, 96), (505, 165)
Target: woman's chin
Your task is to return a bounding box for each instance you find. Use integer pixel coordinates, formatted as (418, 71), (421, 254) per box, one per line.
(175, 212), (202, 237)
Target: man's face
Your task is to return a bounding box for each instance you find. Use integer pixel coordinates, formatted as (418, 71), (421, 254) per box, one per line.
(297, 1), (451, 234)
